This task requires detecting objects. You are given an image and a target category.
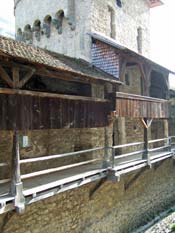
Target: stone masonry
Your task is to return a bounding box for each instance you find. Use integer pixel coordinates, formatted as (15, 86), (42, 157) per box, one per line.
(14, 0), (151, 61)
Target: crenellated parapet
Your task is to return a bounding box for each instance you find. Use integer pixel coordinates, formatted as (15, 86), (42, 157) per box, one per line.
(16, 7), (76, 44)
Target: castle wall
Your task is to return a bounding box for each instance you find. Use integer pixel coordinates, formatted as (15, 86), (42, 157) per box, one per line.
(15, 0), (92, 61)
(91, 0), (150, 57)
(0, 159), (175, 233)
(15, 0), (151, 62)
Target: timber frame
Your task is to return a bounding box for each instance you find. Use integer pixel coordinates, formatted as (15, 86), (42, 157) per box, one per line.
(0, 35), (173, 215)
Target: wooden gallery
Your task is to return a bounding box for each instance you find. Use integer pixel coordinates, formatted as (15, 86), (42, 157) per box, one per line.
(0, 34), (174, 218)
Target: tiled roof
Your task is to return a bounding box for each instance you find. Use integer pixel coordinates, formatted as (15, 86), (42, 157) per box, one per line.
(148, 0), (163, 8)
(0, 35), (121, 84)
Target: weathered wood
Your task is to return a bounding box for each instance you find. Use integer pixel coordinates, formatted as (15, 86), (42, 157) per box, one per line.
(115, 92), (168, 119)
(10, 131), (25, 214)
(12, 67), (20, 88)
(0, 88), (109, 102)
(0, 66), (13, 87)
(143, 119), (151, 167)
(18, 69), (35, 88)
(0, 89), (110, 130)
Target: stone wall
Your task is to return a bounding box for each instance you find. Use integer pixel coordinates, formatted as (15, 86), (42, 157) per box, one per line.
(0, 159), (175, 233)
(91, 0), (150, 57)
(0, 126), (113, 180)
(15, 0), (92, 61)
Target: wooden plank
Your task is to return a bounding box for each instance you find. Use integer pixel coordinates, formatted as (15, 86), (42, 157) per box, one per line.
(0, 66), (13, 88)
(116, 92), (167, 103)
(0, 88), (109, 102)
(18, 69), (35, 88)
(12, 67), (20, 88)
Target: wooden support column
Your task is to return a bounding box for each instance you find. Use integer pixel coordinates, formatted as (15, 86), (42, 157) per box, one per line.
(10, 131), (25, 214)
(138, 63), (151, 96)
(12, 66), (20, 88)
(164, 119), (171, 149)
(143, 119), (151, 167)
(112, 117), (126, 167)
(103, 126), (111, 168)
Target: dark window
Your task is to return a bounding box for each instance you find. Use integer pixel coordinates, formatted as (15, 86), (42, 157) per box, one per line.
(116, 0), (122, 7)
(125, 73), (130, 86)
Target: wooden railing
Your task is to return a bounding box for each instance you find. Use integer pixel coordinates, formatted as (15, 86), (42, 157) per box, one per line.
(115, 92), (169, 118)
(111, 137), (172, 170)
(0, 133), (174, 214)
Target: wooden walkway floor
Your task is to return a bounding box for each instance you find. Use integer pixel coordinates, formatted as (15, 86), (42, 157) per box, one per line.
(0, 149), (173, 214)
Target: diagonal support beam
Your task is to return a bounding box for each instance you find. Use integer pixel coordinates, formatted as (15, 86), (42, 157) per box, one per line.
(18, 69), (35, 88)
(0, 65), (13, 88)
(89, 177), (107, 199)
(12, 67), (20, 88)
(124, 167), (147, 191)
(141, 118), (153, 129)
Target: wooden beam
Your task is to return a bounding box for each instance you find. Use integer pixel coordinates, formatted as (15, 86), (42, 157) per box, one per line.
(143, 119), (152, 167)
(119, 58), (127, 82)
(12, 67), (20, 88)
(18, 69), (35, 88)
(0, 88), (109, 102)
(10, 131), (25, 214)
(89, 177), (107, 199)
(0, 66), (13, 88)
(124, 167), (147, 191)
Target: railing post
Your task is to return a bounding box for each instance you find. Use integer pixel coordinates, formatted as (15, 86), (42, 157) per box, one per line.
(143, 120), (151, 167)
(102, 127), (111, 168)
(112, 147), (115, 169)
(10, 131), (25, 214)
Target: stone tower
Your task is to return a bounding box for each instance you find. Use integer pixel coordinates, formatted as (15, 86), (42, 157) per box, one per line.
(14, 0), (162, 61)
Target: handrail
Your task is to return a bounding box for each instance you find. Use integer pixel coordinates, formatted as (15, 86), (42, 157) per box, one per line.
(114, 150), (145, 159)
(0, 163), (8, 167)
(21, 158), (101, 179)
(113, 142), (144, 149)
(148, 138), (168, 144)
(20, 147), (104, 164)
(148, 145), (170, 152)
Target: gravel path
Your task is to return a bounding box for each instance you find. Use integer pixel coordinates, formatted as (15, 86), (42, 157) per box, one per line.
(145, 211), (175, 233)
(134, 207), (175, 233)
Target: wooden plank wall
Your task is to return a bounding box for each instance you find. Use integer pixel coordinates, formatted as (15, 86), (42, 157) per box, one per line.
(116, 92), (169, 119)
(0, 94), (110, 130)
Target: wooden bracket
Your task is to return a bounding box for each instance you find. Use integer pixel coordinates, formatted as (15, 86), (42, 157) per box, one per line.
(153, 160), (166, 171)
(141, 118), (153, 129)
(89, 177), (107, 199)
(124, 167), (147, 191)
(18, 69), (35, 88)
(0, 65), (14, 88)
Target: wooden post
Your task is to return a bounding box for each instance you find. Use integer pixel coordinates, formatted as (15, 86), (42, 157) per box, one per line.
(164, 119), (171, 151)
(143, 119), (151, 167)
(10, 131), (25, 214)
(103, 127), (111, 168)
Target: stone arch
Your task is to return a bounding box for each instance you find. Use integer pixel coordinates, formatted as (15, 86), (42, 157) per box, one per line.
(33, 20), (41, 41)
(42, 15), (52, 38)
(52, 10), (64, 34)
(16, 28), (23, 41)
(23, 24), (32, 44)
